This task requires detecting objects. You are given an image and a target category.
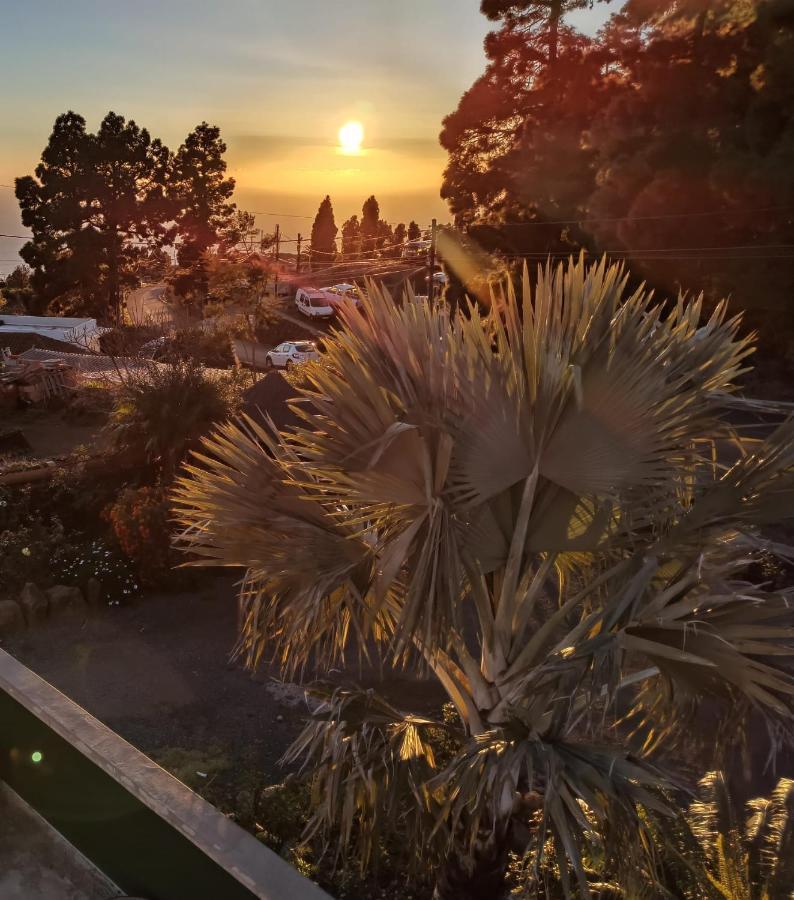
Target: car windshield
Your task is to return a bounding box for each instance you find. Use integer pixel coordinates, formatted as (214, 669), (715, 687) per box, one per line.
(294, 342), (314, 352)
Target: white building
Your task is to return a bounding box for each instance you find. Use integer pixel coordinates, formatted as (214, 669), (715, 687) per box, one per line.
(0, 315), (104, 351)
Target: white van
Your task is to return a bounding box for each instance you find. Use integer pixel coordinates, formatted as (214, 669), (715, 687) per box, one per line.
(295, 288), (334, 319)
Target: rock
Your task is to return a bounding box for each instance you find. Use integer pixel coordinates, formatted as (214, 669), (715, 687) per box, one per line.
(276, 714), (285, 723)
(85, 578), (102, 608)
(0, 600), (24, 636)
(46, 585), (86, 619)
(19, 583), (48, 626)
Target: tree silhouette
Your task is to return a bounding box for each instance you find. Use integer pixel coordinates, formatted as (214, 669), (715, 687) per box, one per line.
(15, 110), (171, 321)
(169, 122), (236, 307)
(341, 214), (362, 258)
(360, 195), (380, 254)
(310, 195), (338, 269)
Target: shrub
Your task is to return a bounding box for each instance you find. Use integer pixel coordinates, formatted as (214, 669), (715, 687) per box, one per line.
(104, 485), (172, 586)
(107, 359), (232, 475)
(63, 382), (116, 425)
(55, 537), (140, 605)
(160, 328), (236, 369)
(0, 515), (67, 599)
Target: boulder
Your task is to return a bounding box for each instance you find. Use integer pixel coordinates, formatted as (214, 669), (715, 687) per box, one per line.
(19, 582), (48, 626)
(46, 585), (86, 619)
(0, 600), (24, 636)
(85, 578), (102, 608)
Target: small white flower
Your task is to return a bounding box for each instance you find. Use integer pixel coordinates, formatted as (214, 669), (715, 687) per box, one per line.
(21, 547), (31, 557)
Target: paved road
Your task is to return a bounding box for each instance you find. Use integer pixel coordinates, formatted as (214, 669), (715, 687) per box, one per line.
(126, 283), (178, 327)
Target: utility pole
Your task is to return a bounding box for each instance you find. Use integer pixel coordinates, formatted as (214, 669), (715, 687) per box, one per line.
(427, 219), (437, 304)
(273, 223), (280, 298)
(296, 232), (302, 274)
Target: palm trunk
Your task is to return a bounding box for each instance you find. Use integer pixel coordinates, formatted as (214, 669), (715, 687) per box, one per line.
(434, 833), (511, 900)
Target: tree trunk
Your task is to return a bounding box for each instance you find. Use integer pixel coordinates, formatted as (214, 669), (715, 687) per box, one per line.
(434, 834), (511, 900)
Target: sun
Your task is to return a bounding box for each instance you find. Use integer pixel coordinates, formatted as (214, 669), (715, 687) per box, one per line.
(338, 120), (364, 155)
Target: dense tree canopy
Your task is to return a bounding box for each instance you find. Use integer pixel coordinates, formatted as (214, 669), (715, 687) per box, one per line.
(341, 214), (362, 258)
(15, 111), (171, 320)
(360, 194), (381, 254)
(310, 195), (338, 269)
(168, 122), (237, 304)
(441, 0), (794, 354)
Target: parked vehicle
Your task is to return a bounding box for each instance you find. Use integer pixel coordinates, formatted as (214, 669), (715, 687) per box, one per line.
(402, 239), (430, 259)
(264, 341), (319, 370)
(319, 283), (363, 310)
(295, 288), (335, 319)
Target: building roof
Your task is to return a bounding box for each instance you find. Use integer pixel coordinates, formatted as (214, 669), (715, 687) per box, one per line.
(240, 372), (306, 432)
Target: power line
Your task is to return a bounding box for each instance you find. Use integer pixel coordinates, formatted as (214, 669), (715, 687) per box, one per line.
(483, 206), (794, 228)
(0, 233), (29, 240)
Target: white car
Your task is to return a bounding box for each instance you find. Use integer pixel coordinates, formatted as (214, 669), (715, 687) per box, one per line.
(319, 283), (363, 310)
(265, 341), (319, 370)
(295, 288), (334, 318)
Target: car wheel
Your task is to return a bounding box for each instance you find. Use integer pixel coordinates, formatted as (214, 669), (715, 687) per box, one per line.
(286, 359), (294, 371)
(265, 356), (273, 369)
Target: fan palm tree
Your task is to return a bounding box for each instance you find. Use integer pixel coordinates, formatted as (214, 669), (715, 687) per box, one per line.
(173, 256), (794, 898)
(677, 771), (794, 899)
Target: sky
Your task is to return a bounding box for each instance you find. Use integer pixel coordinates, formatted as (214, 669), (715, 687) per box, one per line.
(0, 1), (614, 274)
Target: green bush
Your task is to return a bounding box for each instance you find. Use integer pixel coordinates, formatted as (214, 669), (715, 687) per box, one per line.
(0, 515), (67, 599)
(55, 537), (140, 605)
(108, 359), (232, 475)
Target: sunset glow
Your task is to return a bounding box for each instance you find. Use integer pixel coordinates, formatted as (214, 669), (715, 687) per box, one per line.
(338, 120), (364, 155)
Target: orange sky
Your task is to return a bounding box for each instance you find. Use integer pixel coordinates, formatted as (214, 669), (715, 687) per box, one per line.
(0, 1), (612, 273)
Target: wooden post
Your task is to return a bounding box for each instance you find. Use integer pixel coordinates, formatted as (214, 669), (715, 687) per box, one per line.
(427, 219), (437, 303)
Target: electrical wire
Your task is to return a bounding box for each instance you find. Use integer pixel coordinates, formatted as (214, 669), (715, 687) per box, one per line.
(484, 206), (794, 228)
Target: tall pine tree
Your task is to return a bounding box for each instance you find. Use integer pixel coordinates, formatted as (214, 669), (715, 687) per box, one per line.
(169, 123), (236, 306)
(16, 110), (171, 321)
(360, 195), (380, 254)
(310, 195), (338, 269)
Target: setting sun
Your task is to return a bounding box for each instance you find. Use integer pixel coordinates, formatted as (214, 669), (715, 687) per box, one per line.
(338, 120), (364, 155)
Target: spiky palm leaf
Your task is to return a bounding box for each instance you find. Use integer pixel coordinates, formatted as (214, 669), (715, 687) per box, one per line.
(173, 255), (794, 897)
(684, 771), (794, 899)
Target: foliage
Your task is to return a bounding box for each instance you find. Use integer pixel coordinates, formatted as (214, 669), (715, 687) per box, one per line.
(153, 745), (231, 792)
(310, 196), (338, 269)
(2, 264), (32, 291)
(361, 195), (381, 254)
(407, 221), (422, 242)
(15, 111), (172, 322)
(684, 772), (794, 899)
(441, 0), (794, 356)
(0, 486), (139, 605)
(103, 485), (173, 586)
(63, 382), (116, 425)
(341, 214), (361, 258)
(168, 122), (237, 305)
(100, 323), (163, 356)
(108, 359), (232, 475)
(56, 537), (140, 605)
(0, 513), (66, 598)
(174, 256), (794, 897)
(203, 253), (275, 338)
(159, 327), (236, 369)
